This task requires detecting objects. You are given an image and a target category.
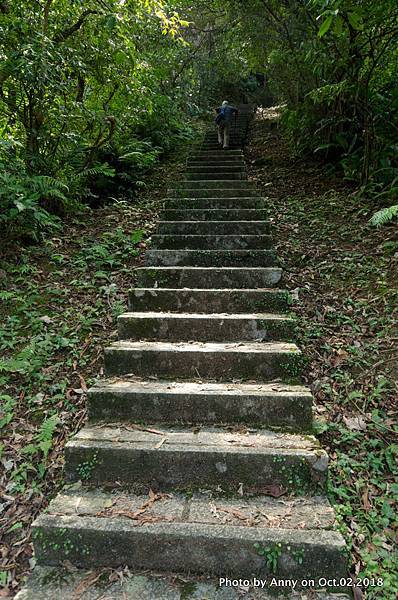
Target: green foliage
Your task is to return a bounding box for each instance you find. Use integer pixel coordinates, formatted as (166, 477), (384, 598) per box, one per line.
(370, 205), (398, 226)
(0, 0), (197, 241)
(224, 0), (398, 222)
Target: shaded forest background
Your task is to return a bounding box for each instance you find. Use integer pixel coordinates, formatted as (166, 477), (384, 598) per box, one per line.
(0, 1), (397, 597)
(1, 0), (398, 244)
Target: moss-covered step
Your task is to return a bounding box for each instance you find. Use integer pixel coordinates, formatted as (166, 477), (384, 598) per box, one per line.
(144, 249), (278, 268)
(189, 154), (245, 162)
(164, 198), (267, 209)
(135, 266), (282, 289)
(187, 160), (246, 168)
(15, 565), (353, 600)
(176, 180), (256, 190)
(117, 312), (295, 343)
(156, 221), (271, 235)
(185, 165), (246, 173)
(160, 209), (268, 221)
(128, 288), (290, 314)
(88, 379), (312, 430)
(185, 172), (245, 181)
(103, 340), (304, 381)
(31, 489), (346, 583)
(63, 425), (328, 491)
(169, 188), (261, 198)
(149, 234), (273, 249)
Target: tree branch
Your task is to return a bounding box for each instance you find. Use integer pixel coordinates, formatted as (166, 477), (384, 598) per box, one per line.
(54, 10), (98, 42)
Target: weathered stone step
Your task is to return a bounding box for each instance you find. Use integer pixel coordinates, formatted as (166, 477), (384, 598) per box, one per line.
(186, 165), (245, 173)
(185, 171), (245, 181)
(177, 180), (256, 189)
(135, 266), (282, 289)
(128, 288), (289, 314)
(164, 198), (267, 209)
(189, 154), (244, 162)
(204, 135), (246, 142)
(118, 312), (295, 342)
(104, 340), (303, 381)
(157, 221), (271, 235)
(190, 150), (243, 157)
(64, 425), (327, 491)
(150, 234), (273, 249)
(169, 188), (260, 198)
(32, 489), (345, 582)
(15, 565), (352, 600)
(201, 144), (243, 150)
(187, 160), (246, 168)
(88, 379), (312, 428)
(161, 209), (268, 221)
(144, 249), (278, 267)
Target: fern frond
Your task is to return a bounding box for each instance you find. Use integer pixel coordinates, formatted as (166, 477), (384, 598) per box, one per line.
(370, 205), (398, 226)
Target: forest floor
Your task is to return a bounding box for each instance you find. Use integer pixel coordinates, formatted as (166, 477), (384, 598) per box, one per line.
(1, 112), (397, 598)
(246, 109), (397, 599)
(0, 147), (188, 596)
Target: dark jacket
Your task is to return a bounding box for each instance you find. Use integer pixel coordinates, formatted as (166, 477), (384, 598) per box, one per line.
(216, 104), (238, 124)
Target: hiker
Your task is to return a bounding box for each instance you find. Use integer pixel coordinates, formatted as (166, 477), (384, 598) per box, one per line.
(215, 100), (238, 149)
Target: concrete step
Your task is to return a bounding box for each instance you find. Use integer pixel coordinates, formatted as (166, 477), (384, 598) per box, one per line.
(32, 490), (345, 582)
(187, 160), (246, 168)
(169, 188), (261, 198)
(177, 180), (256, 189)
(150, 234), (273, 249)
(128, 288), (290, 314)
(63, 426), (328, 491)
(104, 340), (303, 381)
(161, 209), (268, 221)
(157, 221), (271, 235)
(144, 249), (278, 267)
(15, 565), (352, 600)
(184, 170), (247, 181)
(117, 312), (295, 342)
(88, 379), (312, 429)
(164, 198), (267, 209)
(135, 266), (282, 289)
(186, 165), (245, 173)
(185, 172), (245, 181)
(189, 154), (245, 163)
(190, 150), (243, 157)
(201, 145), (243, 150)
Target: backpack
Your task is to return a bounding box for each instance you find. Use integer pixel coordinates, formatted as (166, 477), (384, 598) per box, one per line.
(215, 106), (227, 126)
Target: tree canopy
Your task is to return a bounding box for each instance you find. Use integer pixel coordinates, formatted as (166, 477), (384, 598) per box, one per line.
(1, 0), (397, 242)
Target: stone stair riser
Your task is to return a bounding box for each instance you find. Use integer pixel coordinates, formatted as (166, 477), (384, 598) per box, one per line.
(64, 444), (326, 491)
(128, 288), (290, 314)
(117, 314), (296, 342)
(185, 165), (246, 172)
(104, 343), (303, 381)
(88, 385), (313, 429)
(135, 266), (282, 289)
(144, 249), (278, 267)
(185, 172), (245, 181)
(156, 221), (271, 235)
(149, 234), (273, 249)
(32, 518), (346, 581)
(163, 198), (267, 208)
(177, 180), (256, 189)
(161, 209), (268, 221)
(187, 161), (246, 168)
(168, 189), (261, 198)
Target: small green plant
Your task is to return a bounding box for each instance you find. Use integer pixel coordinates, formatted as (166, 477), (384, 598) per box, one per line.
(254, 542), (283, 573)
(76, 453), (99, 481)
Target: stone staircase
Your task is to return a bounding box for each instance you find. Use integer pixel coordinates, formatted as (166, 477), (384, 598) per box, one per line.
(19, 106), (350, 598)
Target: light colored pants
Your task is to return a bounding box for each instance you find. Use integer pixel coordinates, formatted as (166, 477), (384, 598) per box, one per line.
(217, 123), (230, 148)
